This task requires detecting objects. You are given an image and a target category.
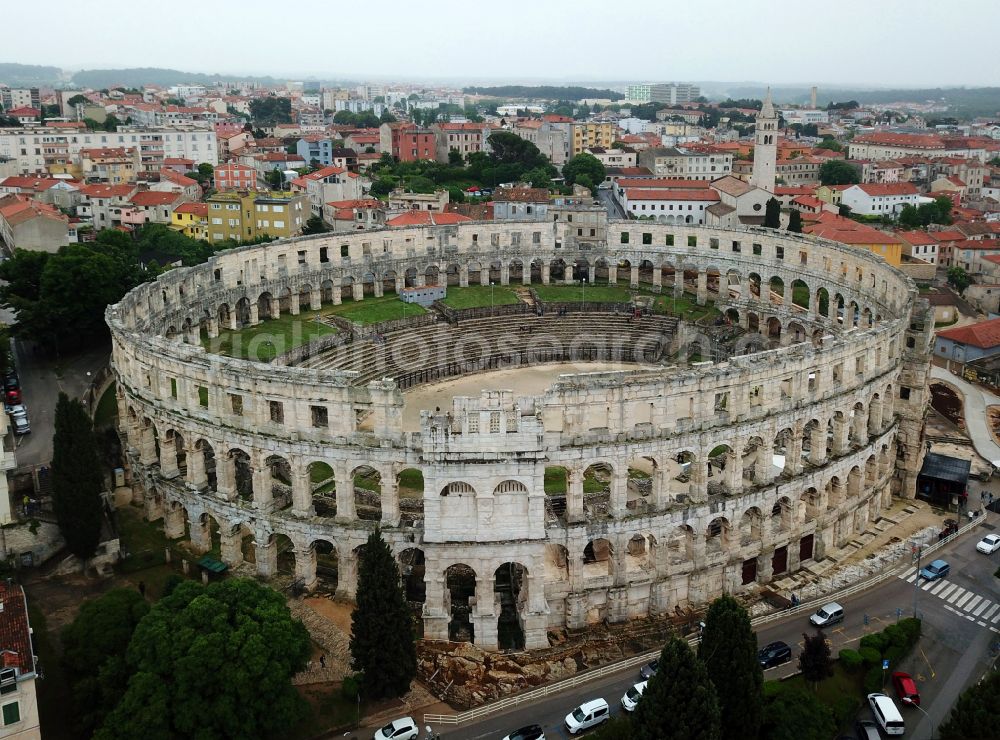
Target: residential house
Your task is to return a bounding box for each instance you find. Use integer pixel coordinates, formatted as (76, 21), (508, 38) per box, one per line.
(569, 122), (616, 156)
(512, 119), (569, 165)
(0, 177), (80, 210)
(930, 175), (966, 201)
(152, 168), (201, 200)
(344, 130), (381, 153)
(5, 108), (40, 126)
(815, 183), (852, 207)
(432, 122), (486, 163)
(934, 317), (1000, 368)
(895, 230), (940, 265)
(289, 165), (368, 218)
(492, 187), (549, 220)
(214, 125), (250, 162)
(802, 212), (902, 266)
(705, 175), (771, 227)
(214, 163), (256, 191)
(322, 198), (385, 232)
(840, 183), (923, 216)
(251, 152), (306, 185)
(205, 190), (308, 244)
(584, 147), (637, 169)
(856, 159), (904, 184)
(120, 190), (186, 227)
(386, 188), (449, 215)
(79, 148), (141, 184)
(848, 131), (985, 162)
(161, 157), (195, 174)
(76, 183), (137, 229)
(637, 146), (733, 181)
(950, 238), (1000, 274)
(0, 194), (69, 252)
(774, 156), (825, 186)
(296, 135), (336, 166)
(170, 202), (208, 240)
(379, 123), (435, 162)
(0, 582), (41, 739)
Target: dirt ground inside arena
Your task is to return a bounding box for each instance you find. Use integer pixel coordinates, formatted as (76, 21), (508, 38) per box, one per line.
(398, 361), (659, 431)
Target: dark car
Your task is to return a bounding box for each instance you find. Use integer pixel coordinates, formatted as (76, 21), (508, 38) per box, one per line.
(855, 719), (880, 740)
(501, 725), (544, 740)
(758, 641), (792, 669)
(891, 671), (920, 706)
(3, 374), (18, 392)
(639, 658), (659, 680)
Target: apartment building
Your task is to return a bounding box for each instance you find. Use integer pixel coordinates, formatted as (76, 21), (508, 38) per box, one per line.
(625, 83), (700, 104)
(569, 122), (616, 157)
(77, 183), (137, 229)
(512, 119), (570, 165)
(637, 146), (733, 180)
(79, 147), (141, 184)
(379, 123), (435, 162)
(214, 163), (257, 191)
(431, 123), (486, 163)
(289, 165), (368, 217)
(171, 202), (209, 240)
(205, 190), (308, 244)
(0, 582), (41, 739)
(0, 194), (69, 252)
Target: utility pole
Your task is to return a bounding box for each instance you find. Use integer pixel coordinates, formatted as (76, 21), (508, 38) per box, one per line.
(912, 541), (924, 618)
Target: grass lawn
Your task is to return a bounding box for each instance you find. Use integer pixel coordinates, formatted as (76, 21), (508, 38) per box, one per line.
(766, 661), (866, 726)
(331, 295), (427, 325)
(646, 292), (722, 322)
(206, 306), (338, 362)
(398, 468), (424, 495)
(94, 382), (118, 428)
(440, 284), (521, 309)
(534, 283), (633, 303)
(543, 466), (607, 494)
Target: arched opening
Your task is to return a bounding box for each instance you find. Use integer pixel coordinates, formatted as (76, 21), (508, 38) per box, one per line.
(626, 533), (656, 573)
(404, 267), (418, 288)
(265, 454), (292, 510)
(313, 539), (337, 591)
(550, 258), (567, 282)
(398, 547), (426, 605)
(773, 428), (794, 477)
(582, 462), (612, 513)
(509, 259), (524, 283)
(230, 448), (253, 503)
(802, 487), (820, 522)
(742, 436), (770, 486)
(638, 259), (655, 285)
(747, 312), (760, 334)
(706, 444), (732, 495)
(748, 272), (762, 299)
(340, 276), (355, 302)
(725, 307), (740, 326)
(218, 302), (231, 329)
(196, 439), (216, 490)
(594, 258), (610, 284)
(543, 466), (568, 521)
(770, 497), (792, 535)
(583, 538), (614, 577)
(466, 262), (482, 286)
(235, 297), (251, 327)
(309, 462), (336, 517)
(740, 507), (763, 546)
(278, 287), (292, 314)
(530, 258), (544, 283)
(787, 321), (806, 344)
(766, 316), (782, 340)
(769, 276), (784, 304)
(257, 291), (274, 321)
(272, 532), (295, 574)
(445, 263), (461, 287)
(396, 468), (424, 525)
(382, 270), (398, 294)
(668, 525), (694, 564)
(445, 563), (476, 643)
(494, 562), (528, 650)
(706, 517), (730, 555)
(791, 279), (809, 311)
(816, 287), (830, 317)
(618, 258), (633, 286)
(425, 264), (441, 286)
(493, 480), (529, 520)
(320, 279), (337, 304)
(351, 465), (382, 521)
(706, 267), (722, 299)
(298, 284), (313, 310)
(725, 269), (742, 301)
(361, 271), (377, 296)
(668, 451), (695, 502)
(627, 457), (656, 512)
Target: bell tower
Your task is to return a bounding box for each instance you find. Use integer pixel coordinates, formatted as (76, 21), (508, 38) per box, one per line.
(750, 87), (777, 193)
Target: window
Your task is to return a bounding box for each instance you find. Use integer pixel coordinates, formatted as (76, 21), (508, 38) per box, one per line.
(532, 231), (541, 244)
(229, 393), (243, 416)
(269, 401), (284, 424)
(320, 247), (329, 263)
(621, 231), (629, 244)
(2, 701), (19, 725)
(170, 378), (177, 399)
(274, 220), (285, 228)
(899, 387), (911, 400)
(340, 245), (349, 258)
(775, 246), (784, 260)
(642, 232), (652, 245)
(311, 405), (329, 428)
(665, 234), (674, 246)
(198, 386), (208, 407)
(710, 237), (719, 250)
(687, 235), (696, 247)
(468, 414), (479, 433)
(490, 412), (501, 433)
(0, 670), (15, 695)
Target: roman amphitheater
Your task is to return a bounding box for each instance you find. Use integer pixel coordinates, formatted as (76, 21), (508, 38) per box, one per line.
(109, 218), (934, 652)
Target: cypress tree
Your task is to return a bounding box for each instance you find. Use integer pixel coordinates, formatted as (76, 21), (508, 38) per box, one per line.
(764, 197), (782, 228)
(799, 630), (834, 688)
(350, 527), (417, 699)
(788, 208), (803, 233)
(698, 595), (763, 739)
(51, 392), (104, 559)
(633, 637), (721, 740)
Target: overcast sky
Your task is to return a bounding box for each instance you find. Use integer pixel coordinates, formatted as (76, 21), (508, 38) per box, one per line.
(5, 0), (999, 88)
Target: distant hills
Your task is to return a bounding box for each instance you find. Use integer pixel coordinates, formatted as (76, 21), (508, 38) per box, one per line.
(69, 67), (284, 89)
(0, 62), (63, 87)
(463, 85), (624, 101)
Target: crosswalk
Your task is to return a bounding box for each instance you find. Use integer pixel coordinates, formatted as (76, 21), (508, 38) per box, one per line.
(899, 567), (1000, 630)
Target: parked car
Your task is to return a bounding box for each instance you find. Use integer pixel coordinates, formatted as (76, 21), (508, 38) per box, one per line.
(501, 724), (544, 740)
(867, 693), (905, 735)
(977, 534), (1000, 554)
(809, 602), (844, 627)
(758, 641), (792, 669)
(10, 415), (29, 435)
(621, 681), (647, 712)
(373, 717), (418, 740)
(855, 719), (881, 740)
(3, 374), (18, 392)
(639, 658), (659, 680)
(4, 387), (20, 406)
(564, 698), (610, 735)
(919, 559), (950, 581)
(891, 671), (920, 706)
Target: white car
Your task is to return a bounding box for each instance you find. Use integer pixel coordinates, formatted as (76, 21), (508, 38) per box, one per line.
(564, 698), (610, 734)
(373, 716), (418, 740)
(977, 534), (1000, 554)
(621, 680), (647, 711)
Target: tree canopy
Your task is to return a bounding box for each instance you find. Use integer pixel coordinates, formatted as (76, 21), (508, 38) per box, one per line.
(698, 595), (763, 740)
(939, 669), (1000, 739)
(798, 631), (834, 687)
(760, 686), (836, 740)
(62, 588), (150, 734)
(350, 528), (417, 700)
(764, 197), (782, 228)
(96, 578), (311, 740)
(819, 159), (861, 185)
(632, 637), (721, 740)
(787, 209), (803, 233)
(51, 393), (104, 559)
(898, 196), (952, 227)
(249, 96), (292, 126)
(947, 266), (972, 293)
(563, 153), (607, 192)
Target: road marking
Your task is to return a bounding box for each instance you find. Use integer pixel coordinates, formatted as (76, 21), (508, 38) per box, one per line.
(966, 595), (984, 612)
(905, 572), (918, 583)
(951, 588), (971, 606)
(983, 604), (1000, 622)
(979, 621), (988, 627)
(929, 580), (949, 595)
(938, 583), (959, 600)
(974, 601), (991, 617)
(919, 646), (936, 679)
(922, 579), (939, 591)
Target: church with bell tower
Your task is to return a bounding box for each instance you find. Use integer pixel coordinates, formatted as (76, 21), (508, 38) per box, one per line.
(750, 88), (777, 193)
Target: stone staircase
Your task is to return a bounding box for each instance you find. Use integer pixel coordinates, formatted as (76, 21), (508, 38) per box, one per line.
(288, 596), (354, 685)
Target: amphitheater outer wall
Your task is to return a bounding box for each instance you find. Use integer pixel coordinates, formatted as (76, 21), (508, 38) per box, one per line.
(109, 221), (934, 651)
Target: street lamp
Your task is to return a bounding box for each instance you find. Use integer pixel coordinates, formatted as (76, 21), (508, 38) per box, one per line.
(581, 276), (587, 308)
(910, 533), (931, 618)
(490, 281), (495, 315)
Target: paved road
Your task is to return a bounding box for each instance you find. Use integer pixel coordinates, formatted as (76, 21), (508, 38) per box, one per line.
(596, 188), (626, 220)
(410, 518), (998, 740)
(930, 365), (1000, 466)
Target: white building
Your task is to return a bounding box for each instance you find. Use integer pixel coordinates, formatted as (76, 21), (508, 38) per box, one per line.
(779, 109), (830, 125)
(0, 581), (41, 740)
(840, 183), (924, 216)
(637, 146), (733, 181)
(619, 187), (720, 224)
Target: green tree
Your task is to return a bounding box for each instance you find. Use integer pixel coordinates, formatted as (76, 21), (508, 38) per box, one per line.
(51, 393), (104, 559)
(897, 204), (922, 228)
(62, 589), (150, 734)
(589, 716), (634, 739)
(760, 686), (836, 740)
(447, 148), (464, 167)
(97, 579), (311, 740)
(818, 137), (843, 152)
(947, 266), (972, 293)
(563, 153), (607, 190)
(249, 96), (292, 126)
(350, 528), (417, 700)
(939, 669), (1000, 738)
(798, 631), (834, 688)
(67, 94), (89, 108)
(265, 168), (284, 189)
(764, 197), (781, 228)
(633, 637), (721, 740)
(787, 209), (803, 233)
(102, 114), (121, 132)
(819, 159), (861, 185)
(698, 595), (763, 740)
(302, 216), (329, 235)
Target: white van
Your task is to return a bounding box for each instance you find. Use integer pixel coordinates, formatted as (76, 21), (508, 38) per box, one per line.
(868, 693), (905, 736)
(564, 698), (610, 734)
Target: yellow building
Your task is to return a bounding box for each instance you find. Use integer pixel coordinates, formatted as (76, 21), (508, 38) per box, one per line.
(569, 122), (616, 156)
(170, 202), (208, 240)
(815, 184), (851, 206)
(205, 190), (308, 244)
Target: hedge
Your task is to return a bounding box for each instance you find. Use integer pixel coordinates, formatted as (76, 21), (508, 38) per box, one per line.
(838, 649), (863, 672)
(858, 646), (882, 667)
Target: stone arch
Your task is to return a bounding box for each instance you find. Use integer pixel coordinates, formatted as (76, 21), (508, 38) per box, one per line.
(445, 263), (462, 287)
(739, 506), (764, 545)
(217, 302), (232, 330)
(725, 307), (740, 325)
(791, 278), (809, 311)
(493, 479), (529, 520)
(626, 533), (656, 573)
(550, 257), (567, 282)
(530, 257), (545, 283)
(351, 464), (382, 521)
(382, 270), (398, 293)
(307, 461), (336, 516)
(194, 438), (216, 490)
(312, 538), (338, 590)
(706, 517), (731, 555)
(594, 257), (611, 284)
(766, 316), (782, 340)
(445, 563), (477, 643)
(667, 524), (695, 564)
(494, 562), (529, 649)
(265, 454), (292, 510)
(277, 286), (293, 314)
(257, 291), (274, 320)
(627, 456), (657, 512)
(742, 436), (771, 486)
(398, 547), (425, 604)
(425, 264), (441, 286)
(787, 320), (806, 344)
(668, 450), (696, 502)
(583, 537), (614, 576)
(404, 267), (418, 288)
(769, 275), (784, 304)
(770, 496), (792, 534)
(725, 269), (742, 300)
(802, 487), (821, 522)
(320, 279), (337, 304)
(816, 286), (830, 317)
(508, 258), (524, 283)
(298, 283), (314, 310)
(748, 272), (762, 299)
(746, 312), (760, 334)
(638, 259), (655, 285)
(340, 275), (355, 302)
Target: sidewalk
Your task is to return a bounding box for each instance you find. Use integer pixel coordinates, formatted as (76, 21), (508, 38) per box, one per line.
(931, 366), (1000, 466)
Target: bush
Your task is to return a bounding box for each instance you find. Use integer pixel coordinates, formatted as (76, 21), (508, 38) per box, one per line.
(859, 633), (889, 654)
(341, 673), (361, 702)
(863, 665), (885, 694)
(883, 646), (905, 667)
(832, 695), (862, 725)
(838, 649), (864, 672)
(858, 646), (882, 667)
(898, 618), (921, 646)
(882, 624), (908, 650)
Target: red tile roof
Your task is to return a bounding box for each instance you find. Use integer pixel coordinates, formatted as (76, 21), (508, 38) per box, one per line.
(951, 238), (1000, 251)
(79, 184), (135, 199)
(0, 195), (67, 226)
(933, 230), (965, 241)
(0, 583), (35, 676)
(894, 230), (939, 246)
(386, 211), (471, 227)
(163, 157), (195, 166)
(937, 317), (1000, 348)
(326, 198), (382, 209)
(0, 177), (63, 192)
(854, 132), (945, 149)
(853, 183), (919, 196)
(6, 107), (40, 117)
(624, 188), (720, 202)
(160, 169), (198, 186)
(616, 178), (712, 189)
(130, 191), (182, 207)
(174, 202), (207, 216)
